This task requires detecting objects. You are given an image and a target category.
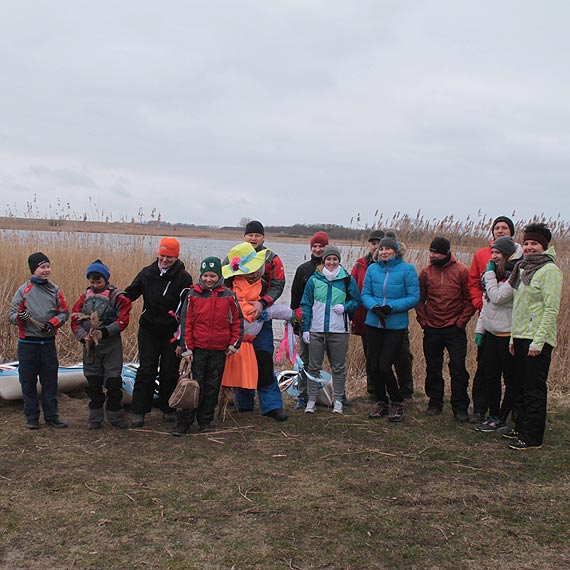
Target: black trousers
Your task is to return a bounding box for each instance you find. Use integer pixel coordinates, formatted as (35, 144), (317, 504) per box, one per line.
(362, 329), (413, 398)
(365, 326), (405, 404)
(86, 376), (123, 411)
(474, 333), (515, 419)
(131, 326), (180, 414)
(512, 339), (552, 446)
(423, 326), (470, 413)
(190, 348), (227, 427)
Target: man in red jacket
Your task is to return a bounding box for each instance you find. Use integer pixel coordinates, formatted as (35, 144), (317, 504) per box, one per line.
(416, 237), (475, 422)
(468, 215), (515, 421)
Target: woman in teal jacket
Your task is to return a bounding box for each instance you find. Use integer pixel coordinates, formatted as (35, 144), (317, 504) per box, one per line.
(506, 223), (562, 450)
(300, 245), (361, 415)
(361, 237), (420, 422)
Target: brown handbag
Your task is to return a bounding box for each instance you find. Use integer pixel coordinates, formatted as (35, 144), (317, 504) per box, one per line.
(168, 361), (200, 410)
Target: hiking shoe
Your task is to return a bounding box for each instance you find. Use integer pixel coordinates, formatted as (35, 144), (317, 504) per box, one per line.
(26, 419), (40, 430)
(171, 424), (190, 437)
(388, 403), (404, 422)
(333, 400), (343, 415)
(425, 406), (442, 416)
(454, 412), (470, 423)
(266, 408), (288, 422)
(469, 413), (486, 424)
(45, 418), (68, 428)
(477, 417), (505, 433)
(107, 409), (128, 429)
(295, 398), (307, 411)
(501, 427), (520, 439)
(131, 413), (145, 428)
(199, 424), (213, 433)
(508, 438), (542, 450)
(305, 400), (316, 414)
(162, 412), (177, 423)
(368, 401), (389, 419)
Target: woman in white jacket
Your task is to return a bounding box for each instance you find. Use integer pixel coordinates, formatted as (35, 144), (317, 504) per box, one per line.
(473, 236), (523, 432)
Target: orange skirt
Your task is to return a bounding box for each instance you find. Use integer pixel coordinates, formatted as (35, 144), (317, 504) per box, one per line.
(221, 339), (258, 389)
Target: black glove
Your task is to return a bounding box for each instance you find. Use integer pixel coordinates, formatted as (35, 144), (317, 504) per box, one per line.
(43, 322), (55, 334)
(379, 305), (392, 315)
(18, 310), (31, 321)
(100, 327), (110, 340)
(371, 306), (386, 327)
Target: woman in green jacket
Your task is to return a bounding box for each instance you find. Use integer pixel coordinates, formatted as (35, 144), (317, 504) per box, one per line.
(506, 223), (562, 450)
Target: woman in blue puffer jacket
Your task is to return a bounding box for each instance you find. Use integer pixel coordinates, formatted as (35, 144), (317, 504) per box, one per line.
(361, 236), (420, 422)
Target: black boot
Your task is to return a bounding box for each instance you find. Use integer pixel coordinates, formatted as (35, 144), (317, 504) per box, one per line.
(172, 410), (193, 437)
(106, 409), (128, 429)
(88, 408), (104, 430)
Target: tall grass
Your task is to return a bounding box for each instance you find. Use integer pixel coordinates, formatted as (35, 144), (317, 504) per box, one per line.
(1, 214), (568, 396)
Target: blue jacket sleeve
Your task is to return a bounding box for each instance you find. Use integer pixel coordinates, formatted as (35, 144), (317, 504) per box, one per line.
(388, 265), (420, 313)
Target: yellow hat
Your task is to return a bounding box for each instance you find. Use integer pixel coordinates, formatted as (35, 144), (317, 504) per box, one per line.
(222, 242), (268, 279)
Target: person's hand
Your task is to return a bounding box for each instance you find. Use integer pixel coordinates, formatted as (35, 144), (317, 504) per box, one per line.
(175, 346), (183, 358)
(332, 304), (345, 314)
(486, 260), (496, 272)
(302, 332), (311, 344)
(528, 346), (541, 357)
(379, 305), (392, 315)
(475, 333), (484, 347)
(42, 322), (55, 334)
(181, 350), (193, 362)
(247, 301), (264, 319)
(18, 310), (31, 321)
(225, 345), (238, 357)
(371, 306), (386, 327)
(509, 343), (514, 356)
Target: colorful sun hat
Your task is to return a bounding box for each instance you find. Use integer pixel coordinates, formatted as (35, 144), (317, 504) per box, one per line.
(222, 242), (268, 278)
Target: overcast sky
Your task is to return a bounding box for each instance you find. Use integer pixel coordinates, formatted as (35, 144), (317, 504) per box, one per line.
(1, 1), (569, 228)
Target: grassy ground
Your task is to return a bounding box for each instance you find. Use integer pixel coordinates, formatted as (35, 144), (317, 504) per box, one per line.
(1, 391), (569, 570)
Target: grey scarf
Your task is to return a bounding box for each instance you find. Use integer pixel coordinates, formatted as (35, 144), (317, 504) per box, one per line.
(508, 253), (553, 288)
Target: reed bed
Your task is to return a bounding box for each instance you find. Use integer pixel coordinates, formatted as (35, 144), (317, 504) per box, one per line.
(1, 213), (568, 397)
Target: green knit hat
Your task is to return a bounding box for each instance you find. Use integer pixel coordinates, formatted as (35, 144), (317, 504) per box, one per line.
(200, 256), (222, 278)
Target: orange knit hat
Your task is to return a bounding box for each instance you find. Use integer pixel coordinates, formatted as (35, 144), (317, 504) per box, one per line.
(158, 237), (180, 258)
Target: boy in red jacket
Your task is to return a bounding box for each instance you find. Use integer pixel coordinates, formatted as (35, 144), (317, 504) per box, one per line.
(175, 257), (243, 435)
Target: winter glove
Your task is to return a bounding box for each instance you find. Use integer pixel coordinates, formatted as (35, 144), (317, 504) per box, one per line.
(332, 304), (345, 314)
(371, 306), (386, 327)
(379, 305), (392, 315)
(100, 327), (110, 340)
(302, 332), (311, 344)
(486, 260), (496, 272)
(475, 333), (485, 347)
(42, 322), (55, 334)
(18, 310), (31, 321)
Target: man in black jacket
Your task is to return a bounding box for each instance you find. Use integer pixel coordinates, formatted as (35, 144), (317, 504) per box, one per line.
(125, 237), (193, 428)
(290, 231), (329, 409)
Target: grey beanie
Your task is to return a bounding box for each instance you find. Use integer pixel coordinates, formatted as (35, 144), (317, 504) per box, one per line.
(322, 244), (341, 262)
(379, 237), (399, 252)
(367, 229), (385, 242)
(491, 236), (517, 259)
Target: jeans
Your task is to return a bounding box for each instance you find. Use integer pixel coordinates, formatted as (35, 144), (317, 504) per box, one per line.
(18, 339), (59, 421)
(423, 326), (470, 413)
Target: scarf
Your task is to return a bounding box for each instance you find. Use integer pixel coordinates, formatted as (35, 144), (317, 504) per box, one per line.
(508, 253), (553, 288)
(322, 266), (341, 281)
(430, 253), (451, 267)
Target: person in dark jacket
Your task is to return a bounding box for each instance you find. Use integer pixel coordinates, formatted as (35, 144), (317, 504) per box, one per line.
(415, 237), (475, 422)
(290, 230), (329, 409)
(351, 229), (415, 401)
(125, 237), (193, 428)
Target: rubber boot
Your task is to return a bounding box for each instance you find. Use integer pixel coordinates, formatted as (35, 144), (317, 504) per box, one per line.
(107, 409), (128, 429)
(172, 409), (193, 437)
(131, 413), (145, 428)
(88, 408), (104, 430)
(259, 380), (287, 421)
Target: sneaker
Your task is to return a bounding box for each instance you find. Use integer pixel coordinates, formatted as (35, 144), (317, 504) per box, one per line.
(501, 427), (520, 439)
(266, 408), (288, 422)
(305, 400), (316, 414)
(26, 419), (40, 430)
(162, 412), (177, 423)
(341, 394), (351, 407)
(469, 412), (486, 424)
(508, 438), (542, 450)
(368, 401), (389, 419)
(295, 398), (307, 411)
(131, 413), (145, 428)
(45, 418), (68, 428)
(454, 412), (470, 423)
(388, 403), (404, 422)
(477, 417), (505, 433)
(333, 400), (343, 415)
(425, 406), (442, 416)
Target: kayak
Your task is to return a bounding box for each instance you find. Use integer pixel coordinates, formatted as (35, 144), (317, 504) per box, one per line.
(0, 361), (140, 403)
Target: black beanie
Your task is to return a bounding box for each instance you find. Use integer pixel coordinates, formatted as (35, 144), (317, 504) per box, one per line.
(492, 216), (515, 237)
(429, 237), (451, 255)
(28, 252), (50, 273)
(244, 220), (265, 235)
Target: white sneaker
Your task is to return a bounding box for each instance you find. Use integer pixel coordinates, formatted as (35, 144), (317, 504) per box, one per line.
(333, 400), (343, 415)
(305, 400), (316, 414)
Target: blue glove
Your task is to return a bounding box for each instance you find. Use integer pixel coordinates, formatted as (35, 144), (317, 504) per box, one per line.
(475, 333), (484, 347)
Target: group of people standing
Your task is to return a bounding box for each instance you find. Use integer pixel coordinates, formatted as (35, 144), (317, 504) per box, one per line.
(9, 216), (562, 450)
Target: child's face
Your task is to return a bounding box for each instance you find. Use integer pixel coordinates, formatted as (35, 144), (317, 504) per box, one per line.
(89, 275), (107, 290)
(201, 271), (219, 288)
(33, 262), (51, 280)
(245, 269), (262, 283)
(324, 255), (340, 271)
